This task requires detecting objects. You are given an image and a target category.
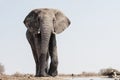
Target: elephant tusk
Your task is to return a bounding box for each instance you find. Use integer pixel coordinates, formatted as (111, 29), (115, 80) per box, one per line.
(38, 31), (40, 34)
(38, 28), (40, 34)
(52, 31), (56, 34)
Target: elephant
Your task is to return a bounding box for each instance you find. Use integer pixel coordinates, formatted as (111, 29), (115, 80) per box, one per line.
(23, 8), (70, 77)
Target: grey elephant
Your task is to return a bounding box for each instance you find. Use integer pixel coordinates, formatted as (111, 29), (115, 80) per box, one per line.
(23, 8), (70, 77)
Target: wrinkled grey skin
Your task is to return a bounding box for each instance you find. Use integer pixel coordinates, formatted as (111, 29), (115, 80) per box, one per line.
(23, 8), (70, 77)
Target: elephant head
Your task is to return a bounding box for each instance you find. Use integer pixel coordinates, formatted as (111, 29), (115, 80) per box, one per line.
(24, 8), (70, 35)
(23, 8), (70, 77)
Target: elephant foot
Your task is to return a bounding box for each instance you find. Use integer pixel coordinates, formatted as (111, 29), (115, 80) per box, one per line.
(35, 74), (39, 77)
(35, 72), (49, 77)
(35, 71), (40, 77)
(48, 70), (58, 77)
(39, 72), (49, 77)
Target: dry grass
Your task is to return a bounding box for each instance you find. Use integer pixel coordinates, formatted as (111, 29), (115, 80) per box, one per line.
(0, 74), (65, 80)
(0, 71), (109, 80)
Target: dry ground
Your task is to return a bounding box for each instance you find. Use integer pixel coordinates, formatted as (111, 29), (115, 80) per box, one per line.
(0, 72), (105, 80)
(0, 74), (66, 80)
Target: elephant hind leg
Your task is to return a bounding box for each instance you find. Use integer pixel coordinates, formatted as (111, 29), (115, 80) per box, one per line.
(48, 34), (58, 77)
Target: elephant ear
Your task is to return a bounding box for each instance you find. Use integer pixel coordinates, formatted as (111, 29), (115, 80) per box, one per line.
(24, 11), (36, 28)
(23, 10), (39, 34)
(53, 10), (71, 34)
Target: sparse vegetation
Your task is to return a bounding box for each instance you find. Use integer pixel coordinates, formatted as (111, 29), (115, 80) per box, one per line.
(12, 72), (25, 77)
(0, 67), (120, 80)
(80, 72), (100, 77)
(99, 68), (120, 78)
(59, 72), (99, 77)
(0, 73), (64, 80)
(12, 72), (34, 77)
(0, 63), (5, 74)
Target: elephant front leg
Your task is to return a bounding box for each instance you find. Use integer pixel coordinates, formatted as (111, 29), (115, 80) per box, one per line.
(48, 34), (58, 77)
(38, 54), (49, 77)
(45, 52), (49, 73)
(26, 30), (40, 77)
(33, 35), (42, 77)
(32, 48), (39, 77)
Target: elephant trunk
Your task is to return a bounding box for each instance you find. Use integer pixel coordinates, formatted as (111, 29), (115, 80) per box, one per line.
(40, 26), (51, 54)
(39, 24), (52, 76)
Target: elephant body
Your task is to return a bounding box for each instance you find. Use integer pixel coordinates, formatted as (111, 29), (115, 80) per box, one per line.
(23, 8), (70, 77)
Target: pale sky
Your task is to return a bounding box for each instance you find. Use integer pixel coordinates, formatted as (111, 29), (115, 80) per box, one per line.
(0, 0), (120, 74)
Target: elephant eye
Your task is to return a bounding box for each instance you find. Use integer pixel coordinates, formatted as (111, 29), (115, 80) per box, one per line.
(53, 18), (56, 24)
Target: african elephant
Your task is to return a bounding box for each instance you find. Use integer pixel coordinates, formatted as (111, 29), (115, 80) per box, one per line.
(23, 8), (70, 77)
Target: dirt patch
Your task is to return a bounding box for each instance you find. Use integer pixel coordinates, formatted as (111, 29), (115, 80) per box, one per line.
(0, 74), (65, 80)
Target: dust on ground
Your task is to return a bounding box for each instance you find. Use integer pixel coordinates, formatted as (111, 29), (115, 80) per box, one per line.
(0, 74), (66, 80)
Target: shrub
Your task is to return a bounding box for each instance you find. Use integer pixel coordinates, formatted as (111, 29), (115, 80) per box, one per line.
(0, 63), (5, 74)
(99, 68), (120, 78)
(12, 72), (24, 77)
(81, 72), (99, 77)
(12, 72), (34, 77)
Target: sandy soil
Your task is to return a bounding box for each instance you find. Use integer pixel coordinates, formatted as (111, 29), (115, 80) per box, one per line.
(0, 75), (66, 80)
